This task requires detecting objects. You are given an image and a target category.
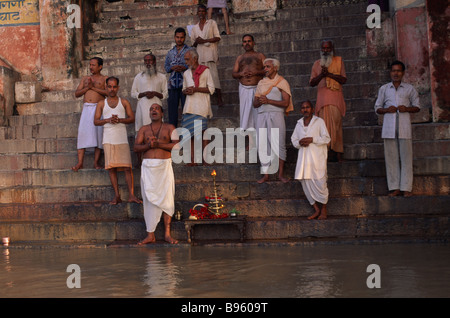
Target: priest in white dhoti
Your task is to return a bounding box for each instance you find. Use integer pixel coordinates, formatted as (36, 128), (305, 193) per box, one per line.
(291, 100), (331, 220)
(131, 54), (168, 134)
(133, 104), (179, 244)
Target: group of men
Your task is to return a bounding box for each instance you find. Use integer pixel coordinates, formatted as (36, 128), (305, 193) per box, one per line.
(71, 5), (420, 241)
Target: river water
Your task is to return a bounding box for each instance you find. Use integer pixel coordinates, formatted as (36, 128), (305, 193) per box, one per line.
(1, 242), (449, 298)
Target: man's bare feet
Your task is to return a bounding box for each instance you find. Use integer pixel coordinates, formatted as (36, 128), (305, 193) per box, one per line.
(278, 176), (290, 183)
(388, 189), (401, 197)
(403, 191), (413, 197)
(72, 163), (83, 172)
(165, 235), (178, 244)
(137, 233), (156, 245)
(110, 196), (122, 205)
(128, 196), (142, 204)
(257, 175), (269, 184)
(307, 203), (321, 219)
(318, 205), (327, 219)
(94, 164), (103, 170)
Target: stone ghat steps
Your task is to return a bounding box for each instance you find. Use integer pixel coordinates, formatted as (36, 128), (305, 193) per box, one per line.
(88, 13), (368, 45)
(1, 199), (448, 243)
(0, 161), (449, 204)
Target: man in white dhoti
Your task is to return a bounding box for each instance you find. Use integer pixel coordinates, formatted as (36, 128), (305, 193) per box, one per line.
(191, 4), (223, 106)
(134, 104), (179, 244)
(253, 58), (293, 183)
(73, 57), (107, 172)
(94, 77), (142, 205)
(291, 100), (331, 220)
(131, 53), (168, 134)
(232, 34), (266, 137)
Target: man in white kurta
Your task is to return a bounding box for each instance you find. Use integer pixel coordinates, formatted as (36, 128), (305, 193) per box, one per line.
(131, 54), (168, 134)
(374, 61), (420, 197)
(190, 4), (223, 106)
(292, 101), (331, 220)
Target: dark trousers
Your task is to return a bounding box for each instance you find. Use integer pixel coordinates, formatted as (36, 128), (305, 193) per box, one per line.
(168, 88), (186, 127)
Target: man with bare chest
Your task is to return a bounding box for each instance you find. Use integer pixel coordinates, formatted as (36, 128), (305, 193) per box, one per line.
(72, 57), (108, 171)
(134, 104), (179, 245)
(232, 35), (266, 132)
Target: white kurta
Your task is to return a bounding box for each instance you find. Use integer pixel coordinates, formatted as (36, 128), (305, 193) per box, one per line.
(131, 72), (168, 133)
(291, 116), (331, 205)
(141, 159), (175, 233)
(182, 68), (215, 118)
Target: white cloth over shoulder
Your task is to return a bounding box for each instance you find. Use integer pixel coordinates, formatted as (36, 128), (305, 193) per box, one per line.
(141, 159), (175, 233)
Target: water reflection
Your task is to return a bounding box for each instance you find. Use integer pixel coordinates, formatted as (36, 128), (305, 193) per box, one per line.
(1, 242), (449, 298)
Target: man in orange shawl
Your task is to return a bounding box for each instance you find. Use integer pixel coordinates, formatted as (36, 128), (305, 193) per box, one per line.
(254, 58), (293, 184)
(310, 40), (347, 162)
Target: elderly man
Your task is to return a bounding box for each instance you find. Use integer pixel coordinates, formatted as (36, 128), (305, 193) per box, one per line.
(253, 58), (293, 183)
(165, 27), (190, 127)
(191, 4), (223, 106)
(232, 34), (266, 132)
(131, 53), (168, 134)
(309, 40), (347, 162)
(375, 60), (420, 197)
(94, 76), (141, 205)
(134, 103), (179, 245)
(73, 57), (107, 172)
(291, 100), (331, 220)
(182, 48), (215, 166)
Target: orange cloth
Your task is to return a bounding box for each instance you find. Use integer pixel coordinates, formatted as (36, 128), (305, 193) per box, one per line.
(255, 74), (294, 115)
(310, 56), (346, 117)
(318, 105), (343, 153)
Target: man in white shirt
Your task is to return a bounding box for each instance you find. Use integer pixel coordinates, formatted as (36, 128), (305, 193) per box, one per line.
(291, 100), (331, 220)
(131, 53), (168, 134)
(375, 60), (420, 197)
(191, 4), (223, 106)
(182, 48), (215, 165)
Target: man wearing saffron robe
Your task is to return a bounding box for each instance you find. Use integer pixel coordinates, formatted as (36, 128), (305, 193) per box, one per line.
(309, 40), (347, 162)
(253, 58), (293, 183)
(291, 100), (331, 220)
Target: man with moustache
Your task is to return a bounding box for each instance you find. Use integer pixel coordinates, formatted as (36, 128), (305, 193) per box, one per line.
(131, 53), (168, 134)
(94, 76), (141, 205)
(191, 4), (223, 106)
(232, 34), (266, 133)
(165, 27), (190, 127)
(291, 100), (331, 220)
(73, 57), (108, 172)
(310, 40), (347, 162)
(375, 60), (420, 197)
(134, 103), (179, 245)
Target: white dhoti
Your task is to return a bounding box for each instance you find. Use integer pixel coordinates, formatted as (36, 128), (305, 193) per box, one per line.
(239, 83), (258, 130)
(301, 178), (329, 205)
(141, 158), (175, 233)
(77, 103), (103, 149)
(257, 111), (286, 174)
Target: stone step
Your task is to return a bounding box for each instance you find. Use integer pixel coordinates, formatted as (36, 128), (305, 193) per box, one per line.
(86, 25), (366, 58)
(89, 13), (367, 43)
(0, 163), (448, 204)
(0, 198), (448, 242)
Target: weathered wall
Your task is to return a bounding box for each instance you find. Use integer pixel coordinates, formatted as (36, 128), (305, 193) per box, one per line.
(426, 0), (449, 122)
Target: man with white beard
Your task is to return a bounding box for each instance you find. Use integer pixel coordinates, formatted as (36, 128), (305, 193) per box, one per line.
(131, 54), (168, 135)
(309, 40), (347, 162)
